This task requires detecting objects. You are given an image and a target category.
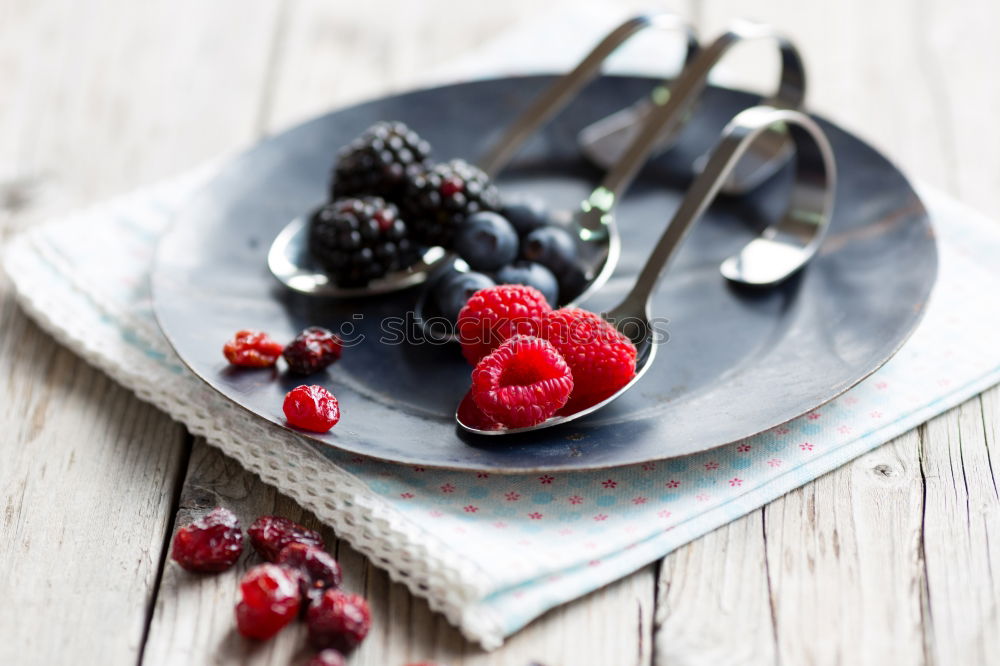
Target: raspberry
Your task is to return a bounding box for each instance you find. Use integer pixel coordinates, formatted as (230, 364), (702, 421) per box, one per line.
(307, 650), (348, 666)
(456, 284), (551, 365)
(541, 308), (637, 410)
(223, 330), (284, 368)
(170, 507), (243, 573)
(276, 543), (343, 604)
(283, 385), (341, 432)
(234, 564), (302, 640)
(248, 515), (325, 562)
(283, 327), (343, 375)
(471, 336), (573, 428)
(307, 589), (372, 652)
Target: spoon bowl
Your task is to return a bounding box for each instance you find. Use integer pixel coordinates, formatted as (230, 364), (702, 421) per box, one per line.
(457, 105), (836, 435)
(267, 212), (449, 297)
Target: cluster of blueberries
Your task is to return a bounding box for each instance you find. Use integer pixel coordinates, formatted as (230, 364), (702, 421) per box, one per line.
(430, 194), (583, 323)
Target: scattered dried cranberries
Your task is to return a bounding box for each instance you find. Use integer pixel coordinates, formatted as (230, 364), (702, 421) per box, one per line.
(234, 563), (302, 640)
(223, 330), (284, 367)
(248, 515), (325, 562)
(170, 507), (243, 573)
(307, 589), (372, 652)
(283, 384), (341, 432)
(277, 542), (343, 604)
(283, 327), (344, 375)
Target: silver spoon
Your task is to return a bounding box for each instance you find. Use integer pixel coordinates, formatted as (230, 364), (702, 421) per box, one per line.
(269, 12), (697, 298)
(456, 106), (836, 435)
(579, 19), (806, 195)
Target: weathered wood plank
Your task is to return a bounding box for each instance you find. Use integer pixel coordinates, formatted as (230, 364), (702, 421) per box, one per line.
(763, 431), (928, 666)
(919, 392), (1000, 665)
(0, 0), (283, 663)
(654, 510), (777, 666)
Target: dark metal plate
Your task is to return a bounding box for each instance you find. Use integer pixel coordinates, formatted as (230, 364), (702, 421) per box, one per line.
(152, 75), (937, 472)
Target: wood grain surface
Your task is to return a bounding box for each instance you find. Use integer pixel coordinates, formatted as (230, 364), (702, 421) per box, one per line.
(1, 1), (998, 664)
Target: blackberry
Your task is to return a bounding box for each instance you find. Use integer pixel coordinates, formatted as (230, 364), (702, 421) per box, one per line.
(331, 121), (431, 200)
(403, 159), (501, 249)
(309, 197), (420, 287)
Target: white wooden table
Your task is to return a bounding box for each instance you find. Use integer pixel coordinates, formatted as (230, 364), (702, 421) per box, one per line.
(2, 1), (999, 664)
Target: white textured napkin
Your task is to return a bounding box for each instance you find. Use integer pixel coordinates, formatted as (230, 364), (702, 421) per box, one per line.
(6, 8), (1000, 649)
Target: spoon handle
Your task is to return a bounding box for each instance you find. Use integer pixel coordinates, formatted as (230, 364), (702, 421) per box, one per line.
(606, 106), (836, 323)
(477, 13), (697, 178)
(596, 21), (805, 203)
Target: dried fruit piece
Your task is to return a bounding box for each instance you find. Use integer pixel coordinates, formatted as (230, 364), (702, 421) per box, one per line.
(307, 649), (348, 666)
(471, 336), (573, 428)
(223, 330), (284, 367)
(277, 543), (343, 603)
(248, 515), (325, 562)
(541, 307), (637, 410)
(234, 563), (302, 640)
(456, 284), (551, 365)
(307, 589), (372, 652)
(283, 385), (341, 433)
(283, 327), (343, 375)
(170, 507), (243, 573)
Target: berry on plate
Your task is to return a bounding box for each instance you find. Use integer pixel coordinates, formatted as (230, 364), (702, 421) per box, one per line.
(331, 121), (431, 201)
(223, 330), (284, 368)
(404, 159), (500, 248)
(471, 335), (573, 428)
(309, 197), (420, 287)
(170, 507), (243, 573)
(284, 327), (343, 375)
(495, 260), (559, 307)
(276, 542), (343, 604)
(453, 211), (518, 272)
(456, 284), (551, 365)
(234, 563), (302, 640)
(501, 193), (551, 237)
(541, 307), (637, 410)
(307, 589), (372, 652)
(432, 269), (495, 324)
(283, 385), (341, 433)
(521, 225), (578, 279)
(248, 515), (325, 562)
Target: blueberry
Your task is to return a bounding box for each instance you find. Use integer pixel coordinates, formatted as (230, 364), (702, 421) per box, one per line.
(495, 261), (559, 307)
(432, 270), (495, 323)
(521, 226), (578, 278)
(501, 194), (551, 237)
(454, 212), (519, 272)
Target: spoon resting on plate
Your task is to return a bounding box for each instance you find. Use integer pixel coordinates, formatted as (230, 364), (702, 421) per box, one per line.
(456, 105), (836, 435)
(268, 12), (697, 299)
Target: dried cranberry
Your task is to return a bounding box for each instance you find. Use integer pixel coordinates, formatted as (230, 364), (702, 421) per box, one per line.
(307, 649), (348, 666)
(276, 543), (343, 603)
(223, 330), (284, 367)
(170, 507), (243, 573)
(283, 327), (343, 375)
(283, 385), (340, 432)
(307, 589), (372, 652)
(234, 563), (302, 640)
(248, 515), (325, 562)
